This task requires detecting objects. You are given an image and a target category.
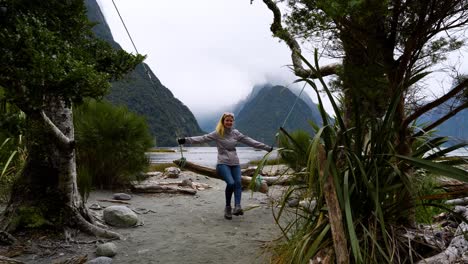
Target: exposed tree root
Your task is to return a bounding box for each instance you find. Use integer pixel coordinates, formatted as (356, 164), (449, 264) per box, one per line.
(72, 208), (121, 240)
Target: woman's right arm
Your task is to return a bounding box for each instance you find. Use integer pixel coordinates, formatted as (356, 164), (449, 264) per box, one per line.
(185, 131), (218, 145)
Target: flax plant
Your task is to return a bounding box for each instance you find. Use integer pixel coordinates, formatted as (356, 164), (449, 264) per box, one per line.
(0, 99), (27, 202)
(265, 52), (468, 263)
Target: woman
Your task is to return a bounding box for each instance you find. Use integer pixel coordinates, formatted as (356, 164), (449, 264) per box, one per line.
(177, 112), (273, 220)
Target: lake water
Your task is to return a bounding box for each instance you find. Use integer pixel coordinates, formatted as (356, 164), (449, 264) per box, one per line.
(147, 147), (276, 168)
(148, 146), (467, 169)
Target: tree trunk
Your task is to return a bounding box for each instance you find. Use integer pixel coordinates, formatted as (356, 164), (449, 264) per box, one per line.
(0, 96), (119, 239)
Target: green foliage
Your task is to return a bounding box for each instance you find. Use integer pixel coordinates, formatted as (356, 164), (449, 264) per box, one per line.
(147, 148), (176, 153)
(76, 165), (93, 203)
(278, 129), (312, 171)
(16, 206), (50, 229)
(84, 2), (204, 147)
(0, 0), (145, 110)
(148, 163), (174, 172)
(413, 171), (447, 224)
(0, 99), (27, 202)
(74, 99), (154, 190)
(270, 53), (468, 263)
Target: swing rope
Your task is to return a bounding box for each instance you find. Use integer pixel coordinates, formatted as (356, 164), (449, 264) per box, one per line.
(111, 0), (329, 172)
(111, 0), (186, 160)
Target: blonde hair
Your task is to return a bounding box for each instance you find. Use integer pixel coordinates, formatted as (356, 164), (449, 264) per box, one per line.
(216, 112), (234, 137)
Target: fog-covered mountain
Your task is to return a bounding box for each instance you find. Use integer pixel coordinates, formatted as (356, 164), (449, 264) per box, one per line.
(196, 84), (321, 145)
(85, 0), (204, 146)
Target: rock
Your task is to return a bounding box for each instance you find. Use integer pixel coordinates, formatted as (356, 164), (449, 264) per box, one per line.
(0, 231), (17, 246)
(164, 167), (181, 178)
(112, 193), (132, 200)
(103, 205), (138, 227)
(299, 199), (317, 213)
(87, 256), (113, 264)
(287, 198), (299, 207)
(96, 242), (117, 257)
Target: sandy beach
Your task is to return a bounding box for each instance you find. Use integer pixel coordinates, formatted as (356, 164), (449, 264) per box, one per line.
(1, 171), (283, 264)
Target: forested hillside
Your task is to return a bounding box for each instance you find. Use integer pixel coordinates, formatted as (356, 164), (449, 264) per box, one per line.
(85, 0), (204, 146)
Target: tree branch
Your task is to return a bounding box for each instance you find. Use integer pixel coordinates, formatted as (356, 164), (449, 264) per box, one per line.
(404, 78), (468, 128)
(40, 110), (73, 147)
(262, 0), (339, 79)
(413, 101), (468, 137)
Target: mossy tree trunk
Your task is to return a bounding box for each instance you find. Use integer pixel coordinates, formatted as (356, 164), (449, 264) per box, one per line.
(0, 96), (119, 239)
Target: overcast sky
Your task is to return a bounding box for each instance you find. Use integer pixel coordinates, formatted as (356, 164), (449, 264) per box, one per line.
(96, 1), (467, 118)
(96, 0), (316, 117)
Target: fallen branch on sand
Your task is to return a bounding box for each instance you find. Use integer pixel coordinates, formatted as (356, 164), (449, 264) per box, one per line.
(417, 206), (468, 263)
(259, 175), (297, 186)
(131, 184), (197, 195)
(173, 159), (269, 193)
(129, 177), (211, 195)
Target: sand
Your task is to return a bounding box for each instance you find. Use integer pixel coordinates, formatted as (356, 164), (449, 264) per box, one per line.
(1, 171), (283, 264)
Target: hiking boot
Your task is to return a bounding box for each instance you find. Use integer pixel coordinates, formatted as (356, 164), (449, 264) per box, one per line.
(233, 205), (244, 216)
(224, 206), (232, 220)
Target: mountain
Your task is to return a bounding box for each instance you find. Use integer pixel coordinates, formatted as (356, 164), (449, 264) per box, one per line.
(235, 84), (322, 145)
(85, 0), (204, 146)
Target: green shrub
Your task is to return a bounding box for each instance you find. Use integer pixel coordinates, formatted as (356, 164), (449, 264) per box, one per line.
(268, 54), (468, 263)
(74, 99), (154, 190)
(0, 108), (27, 203)
(0, 136), (25, 202)
(277, 129), (312, 171)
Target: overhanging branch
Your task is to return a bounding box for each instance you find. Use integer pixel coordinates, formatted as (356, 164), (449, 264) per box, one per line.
(413, 101), (468, 138)
(262, 0), (339, 79)
(404, 79), (468, 128)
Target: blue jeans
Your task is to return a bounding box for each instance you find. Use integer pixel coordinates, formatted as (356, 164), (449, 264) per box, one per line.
(216, 164), (242, 207)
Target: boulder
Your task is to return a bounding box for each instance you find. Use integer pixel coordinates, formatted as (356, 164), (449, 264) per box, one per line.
(164, 167), (181, 178)
(96, 242), (117, 257)
(112, 193), (132, 200)
(103, 205), (138, 227)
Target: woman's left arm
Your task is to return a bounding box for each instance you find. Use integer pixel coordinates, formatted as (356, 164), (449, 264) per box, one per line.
(236, 130), (273, 152)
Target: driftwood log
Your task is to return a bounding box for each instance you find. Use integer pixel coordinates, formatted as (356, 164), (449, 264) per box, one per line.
(261, 175), (296, 185)
(446, 197), (468, 206)
(173, 159), (269, 193)
(417, 206), (468, 263)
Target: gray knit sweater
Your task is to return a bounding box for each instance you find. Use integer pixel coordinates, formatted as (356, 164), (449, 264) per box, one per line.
(185, 128), (272, 166)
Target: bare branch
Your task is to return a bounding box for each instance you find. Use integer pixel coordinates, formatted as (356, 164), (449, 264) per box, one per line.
(413, 101), (468, 137)
(404, 78), (468, 128)
(262, 0), (339, 78)
(40, 110), (73, 147)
